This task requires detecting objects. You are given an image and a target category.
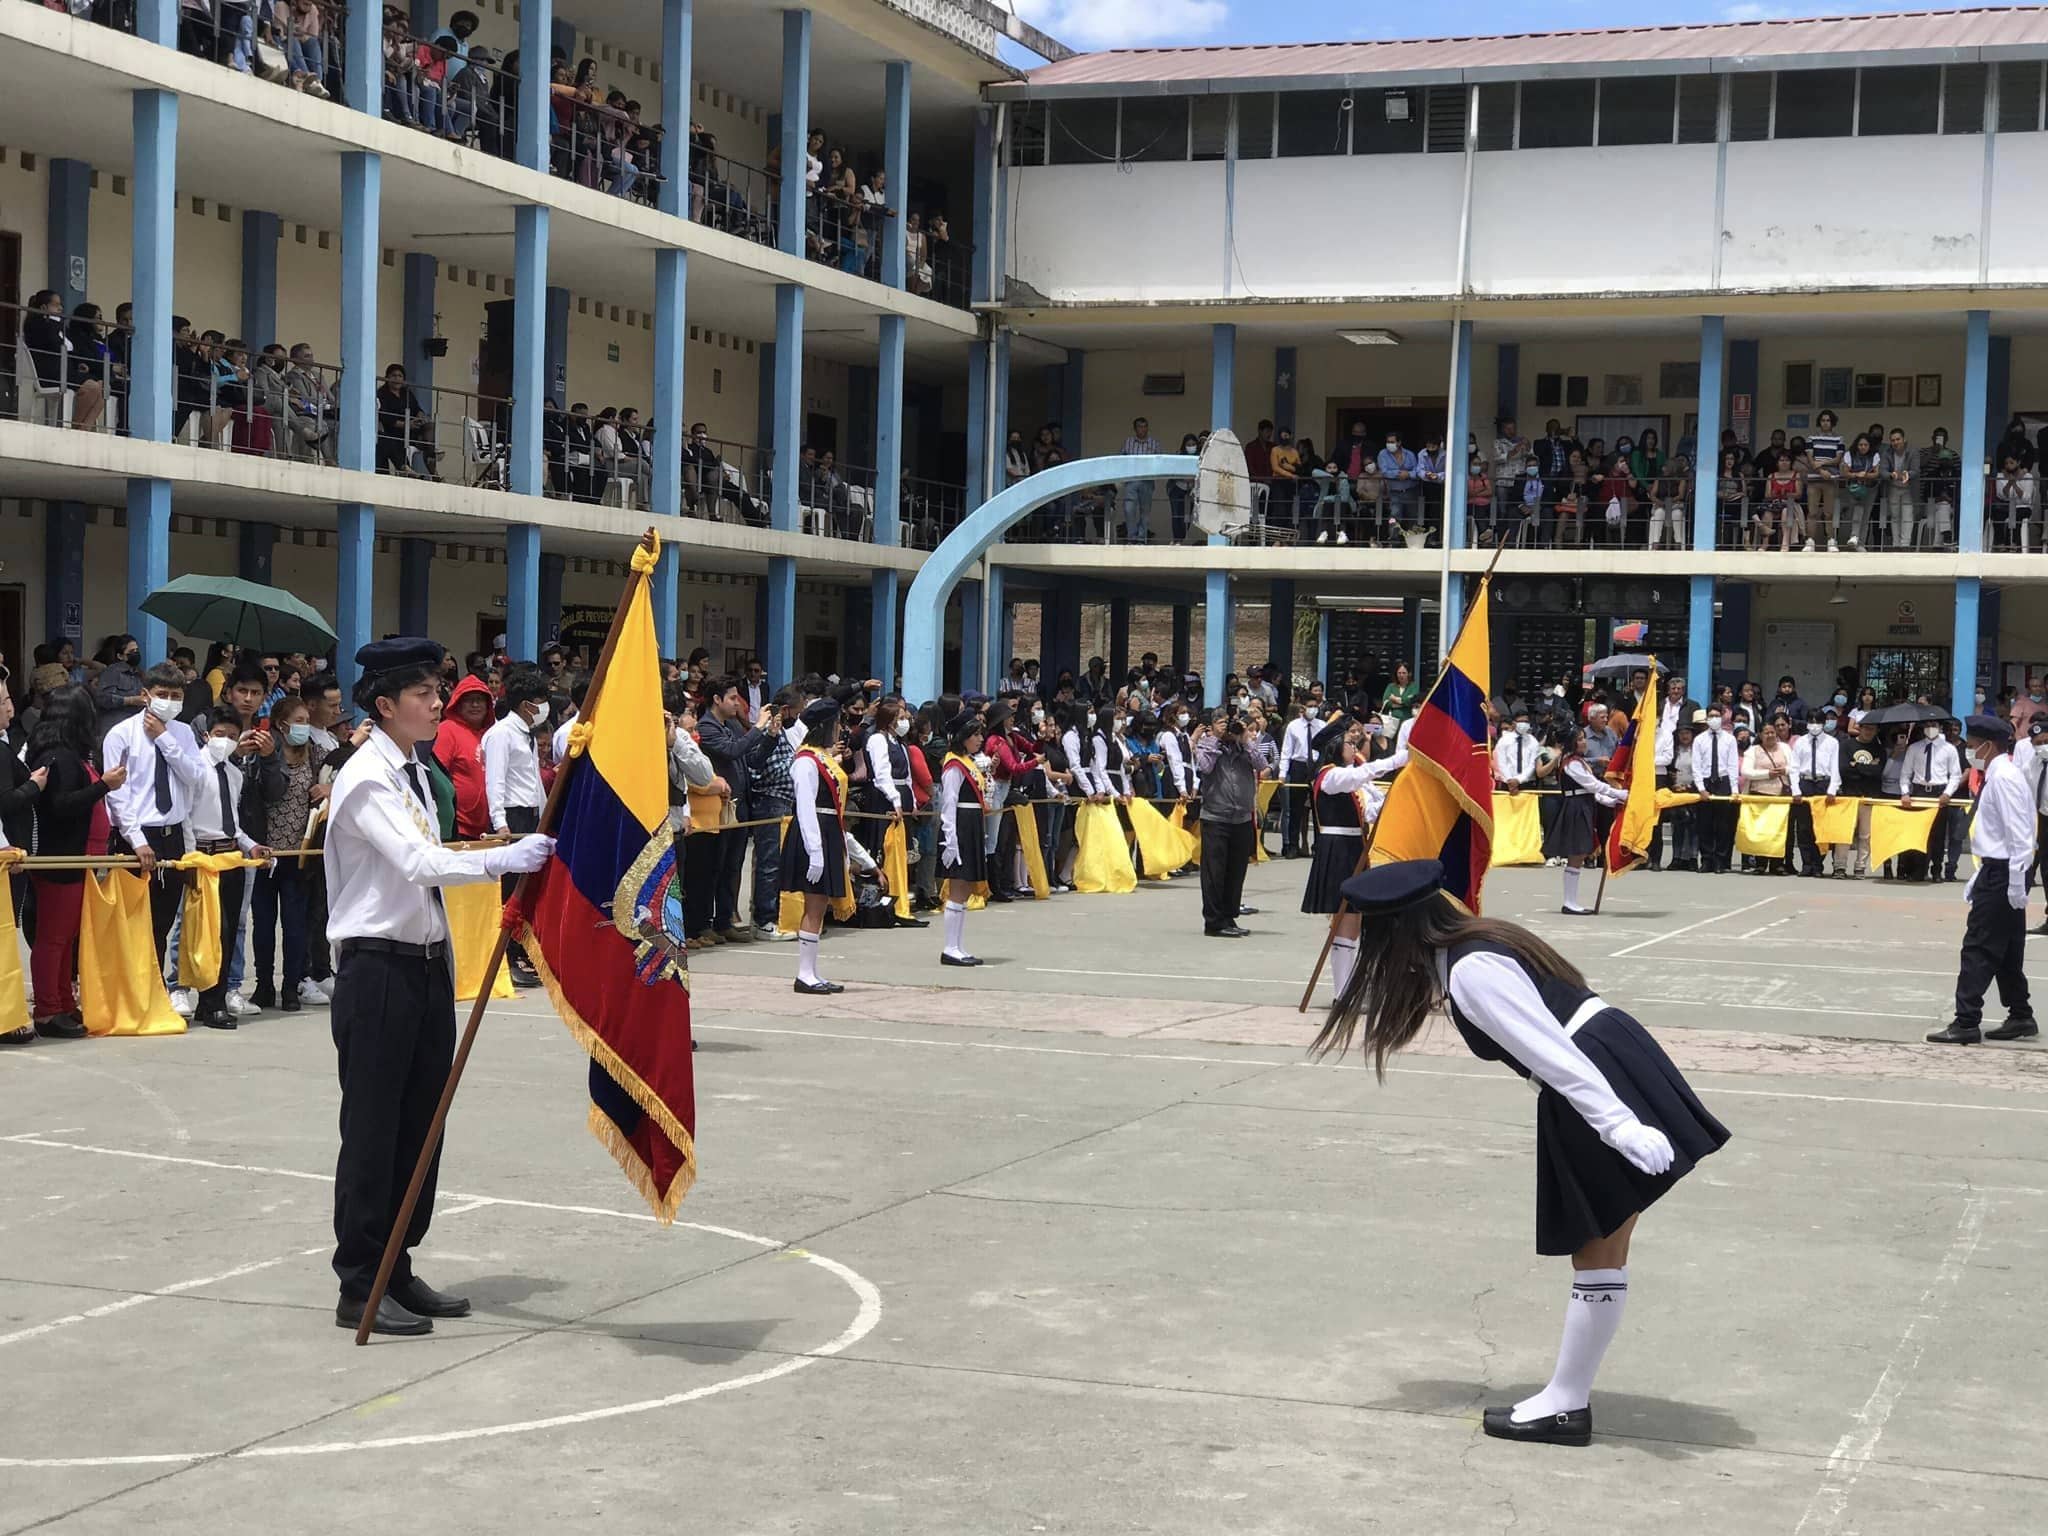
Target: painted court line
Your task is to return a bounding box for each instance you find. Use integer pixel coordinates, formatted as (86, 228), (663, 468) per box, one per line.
(1607, 896), (1780, 958)
(0, 1254), (297, 1350)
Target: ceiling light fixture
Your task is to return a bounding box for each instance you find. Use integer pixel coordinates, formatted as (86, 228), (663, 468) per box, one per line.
(1336, 329), (1402, 347)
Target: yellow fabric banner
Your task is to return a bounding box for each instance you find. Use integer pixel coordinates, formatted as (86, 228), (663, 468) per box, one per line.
(80, 871), (185, 1037)
(1810, 797), (1861, 847)
(1656, 789), (1704, 810)
(1129, 797), (1194, 881)
(445, 879), (516, 1002)
(1489, 793), (1545, 867)
(1010, 804), (1052, 900)
(0, 867), (29, 1035)
(1735, 800), (1790, 858)
(1870, 804), (1939, 868)
(1170, 804), (1201, 866)
(1251, 780), (1280, 864)
(775, 817), (857, 931)
(1072, 802), (1138, 894)
(174, 851), (246, 991)
(686, 786), (727, 831)
(882, 820), (914, 919)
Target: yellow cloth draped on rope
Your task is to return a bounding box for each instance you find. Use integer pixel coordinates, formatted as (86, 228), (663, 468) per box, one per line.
(0, 866), (29, 1035)
(882, 820), (913, 919)
(1810, 797), (1861, 847)
(1610, 666), (1663, 874)
(1169, 804), (1201, 865)
(1010, 803), (1052, 899)
(174, 850), (248, 990)
(1656, 788), (1705, 810)
(1250, 780), (1280, 863)
(1488, 794), (1545, 867)
(686, 786), (727, 831)
(445, 879), (517, 1001)
(1735, 800), (1790, 858)
(1072, 802), (1138, 893)
(774, 819), (859, 932)
(1870, 804), (1939, 868)
(80, 871), (184, 1037)
(1128, 796), (1193, 881)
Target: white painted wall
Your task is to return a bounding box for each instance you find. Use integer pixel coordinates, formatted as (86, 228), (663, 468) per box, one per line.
(1008, 163), (1226, 303)
(1231, 156), (1463, 298)
(1469, 145), (1718, 296)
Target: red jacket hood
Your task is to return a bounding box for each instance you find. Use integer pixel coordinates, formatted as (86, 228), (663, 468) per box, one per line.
(440, 674), (495, 741)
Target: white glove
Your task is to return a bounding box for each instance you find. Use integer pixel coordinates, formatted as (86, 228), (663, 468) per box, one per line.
(1604, 1120), (1674, 1176)
(483, 834), (555, 878)
(2010, 881), (2029, 913)
(806, 856), (825, 884)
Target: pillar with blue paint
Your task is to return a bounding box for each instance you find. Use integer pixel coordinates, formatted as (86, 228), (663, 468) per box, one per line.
(1204, 323), (1235, 705)
(1690, 315), (1725, 696)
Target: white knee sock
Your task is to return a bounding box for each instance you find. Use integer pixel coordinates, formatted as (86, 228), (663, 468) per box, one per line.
(1330, 935), (1358, 996)
(943, 900), (969, 959)
(797, 932), (822, 986)
(1562, 866), (1583, 910)
(1514, 1267), (1628, 1421)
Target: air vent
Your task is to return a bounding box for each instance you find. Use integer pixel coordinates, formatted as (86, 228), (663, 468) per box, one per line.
(1141, 373), (1186, 397)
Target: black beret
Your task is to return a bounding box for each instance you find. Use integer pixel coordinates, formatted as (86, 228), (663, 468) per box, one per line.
(1310, 717), (1351, 757)
(1964, 713), (2014, 746)
(355, 637), (444, 676)
(1339, 859), (1446, 916)
(799, 698), (841, 732)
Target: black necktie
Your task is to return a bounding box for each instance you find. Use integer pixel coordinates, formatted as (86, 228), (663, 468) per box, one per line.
(154, 740), (173, 815)
(215, 762), (234, 836)
(404, 761), (432, 815)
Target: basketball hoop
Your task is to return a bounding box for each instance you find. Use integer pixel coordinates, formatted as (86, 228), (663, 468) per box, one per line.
(1193, 429), (1252, 540)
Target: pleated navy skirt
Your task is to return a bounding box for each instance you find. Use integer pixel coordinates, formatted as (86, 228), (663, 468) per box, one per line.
(1543, 796), (1599, 860)
(941, 805), (987, 883)
(1300, 833), (1361, 913)
(780, 813), (848, 898)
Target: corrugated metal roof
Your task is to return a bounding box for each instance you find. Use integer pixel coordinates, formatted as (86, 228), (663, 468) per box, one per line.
(1001, 6), (2048, 92)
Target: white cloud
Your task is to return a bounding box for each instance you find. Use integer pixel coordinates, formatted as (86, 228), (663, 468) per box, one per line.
(1009, 0), (1229, 50)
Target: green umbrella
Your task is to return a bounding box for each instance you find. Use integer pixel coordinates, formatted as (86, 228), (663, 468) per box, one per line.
(140, 574), (338, 656)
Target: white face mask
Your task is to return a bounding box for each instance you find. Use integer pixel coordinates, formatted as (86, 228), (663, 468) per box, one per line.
(893, 717), (911, 738)
(1925, 725), (1943, 741)
(527, 701), (550, 727)
(1708, 720), (1723, 734)
(1807, 722), (1822, 737)
(146, 695), (183, 722)
(1030, 708), (1044, 725)
(1975, 691), (1988, 705)
(1514, 721), (1530, 737)
(204, 735), (236, 764)
(1114, 716), (1128, 732)
(1176, 713), (1190, 728)
(1833, 693), (1848, 706)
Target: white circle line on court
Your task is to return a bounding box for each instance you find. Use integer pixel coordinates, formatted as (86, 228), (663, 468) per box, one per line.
(0, 1138), (882, 1471)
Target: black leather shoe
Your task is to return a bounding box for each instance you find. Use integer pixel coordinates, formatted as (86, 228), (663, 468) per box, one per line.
(939, 953), (983, 967)
(892, 915), (931, 929)
(280, 988), (302, 1013)
(1986, 1015), (2041, 1041)
(197, 1009), (238, 1030)
(34, 1012), (89, 1040)
(1926, 1022), (1984, 1045)
(985, 888), (1014, 904)
(1482, 1406), (1591, 1446)
(335, 1295), (432, 1337)
(1206, 924), (1249, 938)
(1237, 905), (1261, 916)
(793, 978), (844, 995)
(392, 1276), (472, 1318)
(250, 983), (277, 1010)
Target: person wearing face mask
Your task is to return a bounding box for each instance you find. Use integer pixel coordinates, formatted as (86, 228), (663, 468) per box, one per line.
(1690, 709), (1741, 873)
(1926, 716), (2038, 1045)
(102, 661), (211, 996)
(91, 632), (150, 744)
(1159, 701), (1198, 823)
(1278, 692), (1318, 858)
(1787, 715), (1841, 878)
(1836, 712), (1885, 877)
(935, 714), (992, 967)
(1921, 426), (1960, 547)
(1195, 706), (1261, 937)
(183, 714), (276, 1030)
(481, 666), (551, 985)
(698, 676), (786, 941)
(249, 697), (329, 1013)
(983, 702), (1040, 903)
(1900, 718), (1963, 882)
(1494, 708), (1540, 793)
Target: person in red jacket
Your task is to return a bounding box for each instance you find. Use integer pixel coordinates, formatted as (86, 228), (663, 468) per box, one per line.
(983, 701), (1039, 902)
(433, 673), (495, 839)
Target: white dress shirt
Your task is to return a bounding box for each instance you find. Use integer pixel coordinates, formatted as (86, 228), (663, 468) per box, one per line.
(865, 732), (903, 812)
(1788, 731), (1841, 796)
(667, 726), (715, 832)
(481, 712), (545, 831)
(1364, 716), (1418, 780)
(103, 712), (206, 851)
(1564, 757), (1628, 806)
(1691, 728), (1741, 791)
(1159, 731), (1193, 795)
(1279, 716), (1313, 772)
(325, 728), (499, 945)
(1093, 734), (1127, 797)
(1966, 750), (2037, 907)
(1494, 730), (1539, 786)
(938, 759), (974, 864)
(551, 713), (576, 764)
(1655, 697), (1686, 761)
(1904, 736), (1962, 796)
(188, 749), (259, 854)
(1314, 762), (1385, 825)
(1441, 951), (1633, 1139)
(791, 752), (875, 874)
(1061, 728), (1100, 797)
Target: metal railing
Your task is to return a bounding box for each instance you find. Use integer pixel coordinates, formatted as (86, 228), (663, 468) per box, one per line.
(384, 32), (515, 159)
(690, 151), (778, 246)
(376, 383), (512, 488)
(682, 435), (772, 524)
(902, 477), (967, 550)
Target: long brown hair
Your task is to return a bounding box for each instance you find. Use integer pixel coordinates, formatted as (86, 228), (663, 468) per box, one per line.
(1308, 897), (1586, 1078)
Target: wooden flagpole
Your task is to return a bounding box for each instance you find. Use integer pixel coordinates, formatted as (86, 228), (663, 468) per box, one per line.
(356, 528), (659, 1344)
(1295, 538), (1511, 1015)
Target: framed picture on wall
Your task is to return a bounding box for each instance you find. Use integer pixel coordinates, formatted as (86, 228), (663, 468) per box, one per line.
(1916, 373), (1943, 407)
(1818, 367), (1853, 409)
(1854, 372), (1887, 409)
(1887, 375), (1914, 408)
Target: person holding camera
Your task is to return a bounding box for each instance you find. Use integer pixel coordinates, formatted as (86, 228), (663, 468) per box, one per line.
(1194, 707), (1261, 938)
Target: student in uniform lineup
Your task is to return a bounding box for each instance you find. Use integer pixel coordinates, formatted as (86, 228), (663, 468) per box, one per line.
(185, 714), (275, 1030)
(937, 714), (991, 967)
(1310, 859), (1731, 1446)
(1545, 725), (1628, 914)
(1493, 706), (1540, 792)
(1838, 713), (1886, 877)
(481, 666), (551, 985)
(1927, 716), (2039, 1046)
(1299, 717), (1381, 998)
(1278, 694), (1317, 858)
(1787, 714), (1842, 878)
(101, 662), (210, 1011)
(324, 639), (554, 1336)
(858, 698), (908, 866)
(983, 702), (1037, 902)
(1899, 718), (1962, 881)
(1690, 708), (1741, 873)
(781, 699), (882, 996)
(1159, 699), (1200, 875)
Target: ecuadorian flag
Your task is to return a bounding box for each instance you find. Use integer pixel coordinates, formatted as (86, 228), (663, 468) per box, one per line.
(1606, 657), (1660, 876)
(1369, 579), (1495, 910)
(516, 535), (696, 1220)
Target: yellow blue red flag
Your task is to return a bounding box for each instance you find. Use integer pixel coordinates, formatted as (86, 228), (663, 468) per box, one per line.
(1606, 657), (1661, 876)
(1369, 578), (1495, 910)
(515, 535), (696, 1219)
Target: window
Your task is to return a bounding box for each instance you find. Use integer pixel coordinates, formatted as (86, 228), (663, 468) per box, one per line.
(1008, 102), (1047, 166)
(1858, 646), (1949, 705)
(1774, 68), (1855, 138)
(1518, 78), (1596, 149)
(1677, 75), (1719, 143)
(1944, 62), (1987, 134)
(1784, 361), (1815, 409)
(1191, 95), (1230, 160)
(1729, 72), (1773, 141)
(1598, 75), (1676, 146)
(1048, 99), (1118, 166)
(1425, 85), (1469, 152)
(1354, 88), (1425, 155)
(1997, 61), (2043, 132)
(1119, 97), (1188, 162)
(1277, 90), (1351, 156)
(1476, 82), (1516, 150)
(1859, 65), (1940, 136)
(1237, 92), (1276, 158)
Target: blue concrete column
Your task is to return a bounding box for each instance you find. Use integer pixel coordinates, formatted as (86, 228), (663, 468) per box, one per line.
(1205, 323), (1236, 707)
(45, 503), (87, 648)
(1494, 341), (1519, 426)
(517, 0), (552, 172)
(770, 285), (804, 531)
(1210, 322), (1236, 431)
(512, 206), (549, 496)
(238, 521), (276, 584)
(539, 551), (566, 644)
(777, 11), (811, 259)
(1445, 318), (1472, 553)
(875, 315), (906, 544)
(765, 556), (796, 686)
(399, 536), (433, 635)
(1268, 579), (1295, 681)
(965, 340), (990, 507)
(402, 251), (436, 392)
(336, 506), (374, 696)
(1953, 576), (1981, 722)
(1960, 309), (1990, 555)
(343, 0), (379, 115)
(658, 0), (693, 218)
(882, 62), (910, 288)
(1693, 316), (1725, 553)
(1108, 593), (1129, 681)
(653, 544), (679, 659)
(993, 331), (1012, 482)
(506, 524), (541, 661)
(130, 92), (177, 443)
(1316, 609), (1330, 687)
(958, 581), (983, 695)
(1172, 605), (1191, 676)
(338, 153), (381, 474)
(242, 212), (281, 353)
(871, 569), (899, 685)
(652, 249), (688, 518)
(136, 0), (175, 47)
(48, 159), (91, 308)
(1688, 574), (1716, 699)
(126, 480), (170, 659)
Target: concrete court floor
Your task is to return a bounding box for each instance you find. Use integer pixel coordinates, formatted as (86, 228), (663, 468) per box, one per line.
(3, 857), (2046, 1535)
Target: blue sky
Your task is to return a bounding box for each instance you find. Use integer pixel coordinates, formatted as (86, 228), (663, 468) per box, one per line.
(1006, 1), (1948, 53)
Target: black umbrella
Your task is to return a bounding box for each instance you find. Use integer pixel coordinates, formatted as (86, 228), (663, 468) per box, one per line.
(1582, 653), (1659, 682)
(1858, 701), (1951, 727)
